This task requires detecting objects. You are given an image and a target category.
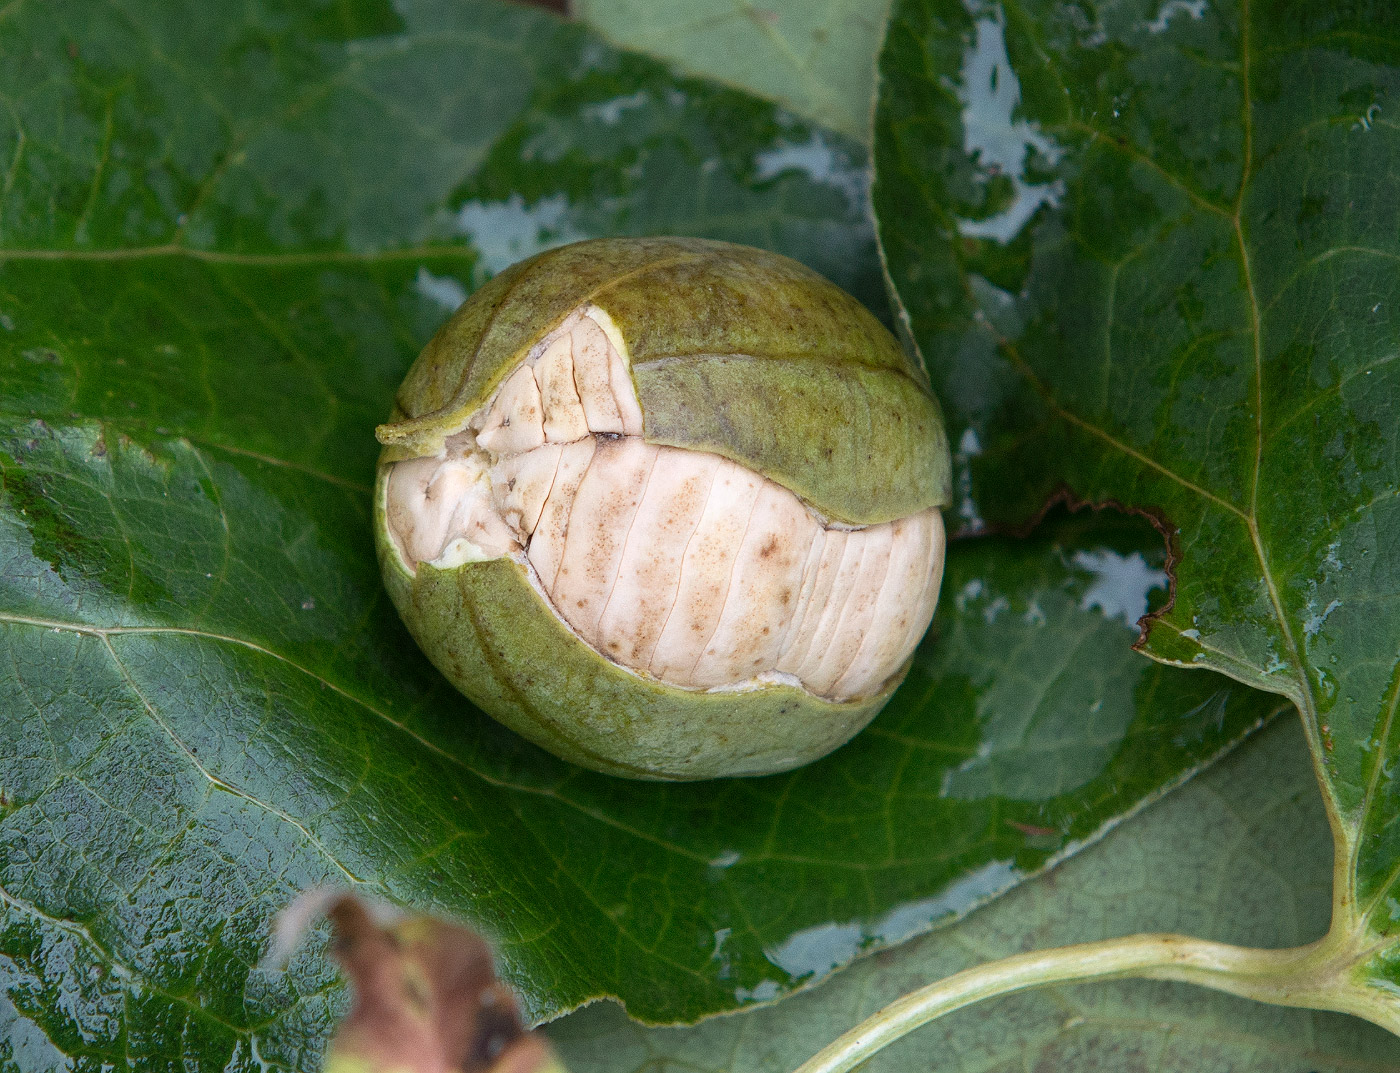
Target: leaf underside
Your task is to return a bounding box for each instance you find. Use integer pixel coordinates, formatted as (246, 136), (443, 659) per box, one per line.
(573, 0), (893, 141)
(550, 718), (1400, 1071)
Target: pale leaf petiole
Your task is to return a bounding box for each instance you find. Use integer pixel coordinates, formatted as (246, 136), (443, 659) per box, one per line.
(792, 927), (1392, 1073)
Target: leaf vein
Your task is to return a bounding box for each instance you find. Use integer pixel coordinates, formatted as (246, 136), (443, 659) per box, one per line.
(95, 631), (362, 884)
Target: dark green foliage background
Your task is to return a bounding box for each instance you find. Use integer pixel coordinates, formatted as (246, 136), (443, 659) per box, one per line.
(0, 0), (1389, 1068)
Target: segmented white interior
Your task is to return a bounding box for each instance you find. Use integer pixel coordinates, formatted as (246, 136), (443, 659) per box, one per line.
(384, 305), (946, 701)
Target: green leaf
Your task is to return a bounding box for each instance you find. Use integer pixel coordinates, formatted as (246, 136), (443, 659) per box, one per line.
(0, 422), (1274, 1046)
(0, 0), (1276, 1059)
(573, 0), (891, 141)
(873, 0), (1400, 1012)
(548, 717), (1400, 1071)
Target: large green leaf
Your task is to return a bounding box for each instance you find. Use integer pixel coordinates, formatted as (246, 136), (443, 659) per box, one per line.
(874, 0), (1400, 1010)
(548, 717), (1400, 1070)
(574, 0), (892, 141)
(0, 0), (1278, 1060)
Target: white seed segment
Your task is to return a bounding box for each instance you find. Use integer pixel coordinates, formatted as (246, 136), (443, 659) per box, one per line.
(383, 304), (945, 701)
(692, 482), (814, 686)
(386, 454), (516, 566)
(594, 448), (723, 667)
(528, 437), (596, 592)
(650, 460), (764, 685)
(535, 334), (590, 443)
(475, 364), (544, 456)
(834, 512), (944, 697)
(490, 444), (562, 534)
(806, 526), (893, 697)
(787, 533), (867, 688)
(550, 437), (658, 636)
(571, 318), (626, 434)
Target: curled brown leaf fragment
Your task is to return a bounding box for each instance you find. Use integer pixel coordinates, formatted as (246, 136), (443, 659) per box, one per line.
(279, 892), (567, 1073)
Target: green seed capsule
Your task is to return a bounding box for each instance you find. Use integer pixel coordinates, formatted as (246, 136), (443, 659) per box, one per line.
(374, 237), (951, 780)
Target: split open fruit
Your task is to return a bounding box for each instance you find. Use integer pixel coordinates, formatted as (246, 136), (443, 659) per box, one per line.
(374, 238), (951, 780)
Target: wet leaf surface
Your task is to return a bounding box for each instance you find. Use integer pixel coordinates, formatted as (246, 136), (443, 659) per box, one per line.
(1, 0), (1277, 1063)
(874, 0), (1400, 1003)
